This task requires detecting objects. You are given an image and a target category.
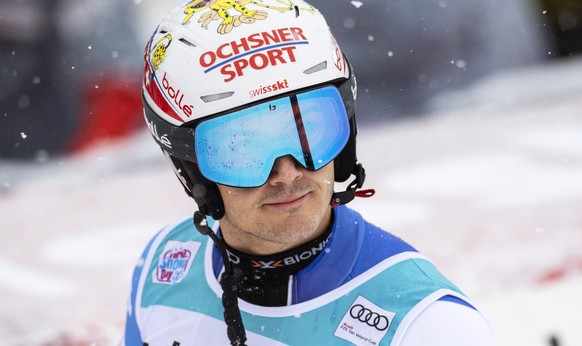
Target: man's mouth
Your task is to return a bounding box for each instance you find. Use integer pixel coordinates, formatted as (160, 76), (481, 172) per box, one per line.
(262, 192), (309, 208)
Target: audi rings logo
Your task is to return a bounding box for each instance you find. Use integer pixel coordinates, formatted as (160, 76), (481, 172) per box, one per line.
(349, 304), (390, 331)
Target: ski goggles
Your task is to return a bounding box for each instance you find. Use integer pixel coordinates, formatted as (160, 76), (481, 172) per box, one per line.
(194, 85), (350, 187)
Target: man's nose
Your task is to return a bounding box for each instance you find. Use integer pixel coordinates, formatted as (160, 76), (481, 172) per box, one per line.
(268, 156), (304, 185)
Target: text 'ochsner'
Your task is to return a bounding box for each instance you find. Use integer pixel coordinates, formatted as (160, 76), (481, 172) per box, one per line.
(199, 27), (309, 82)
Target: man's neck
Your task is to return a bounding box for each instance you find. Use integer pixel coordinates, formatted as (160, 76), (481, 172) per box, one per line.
(219, 211), (335, 306)
(220, 207), (333, 255)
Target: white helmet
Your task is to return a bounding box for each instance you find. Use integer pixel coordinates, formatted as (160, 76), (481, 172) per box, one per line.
(143, 0), (365, 219)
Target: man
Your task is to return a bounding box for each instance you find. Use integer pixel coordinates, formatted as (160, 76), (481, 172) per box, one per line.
(123, 1), (497, 345)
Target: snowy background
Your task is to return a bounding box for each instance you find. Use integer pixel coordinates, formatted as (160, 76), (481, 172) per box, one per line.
(1, 1), (582, 345)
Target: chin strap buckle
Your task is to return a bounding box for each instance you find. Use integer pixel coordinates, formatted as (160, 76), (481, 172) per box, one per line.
(330, 163), (375, 207)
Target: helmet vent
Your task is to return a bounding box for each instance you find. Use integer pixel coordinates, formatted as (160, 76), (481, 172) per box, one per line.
(200, 92), (235, 103)
(303, 61), (327, 75)
(179, 38), (197, 48)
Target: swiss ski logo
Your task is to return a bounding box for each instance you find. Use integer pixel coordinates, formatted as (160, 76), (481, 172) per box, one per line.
(154, 240), (200, 285)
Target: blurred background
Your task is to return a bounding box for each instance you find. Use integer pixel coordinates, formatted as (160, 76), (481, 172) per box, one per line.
(1, 0), (581, 345)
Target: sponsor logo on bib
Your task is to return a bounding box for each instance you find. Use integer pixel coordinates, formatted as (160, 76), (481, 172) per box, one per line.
(154, 240), (201, 284)
(334, 295), (396, 345)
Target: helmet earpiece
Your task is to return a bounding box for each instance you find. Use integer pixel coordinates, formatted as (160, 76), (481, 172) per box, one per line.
(168, 155), (225, 220)
(334, 116), (358, 183)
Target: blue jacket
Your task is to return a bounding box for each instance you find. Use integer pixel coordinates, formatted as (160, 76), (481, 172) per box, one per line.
(123, 205), (478, 345)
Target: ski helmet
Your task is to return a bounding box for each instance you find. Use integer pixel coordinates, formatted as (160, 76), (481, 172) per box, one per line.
(142, 0), (365, 220)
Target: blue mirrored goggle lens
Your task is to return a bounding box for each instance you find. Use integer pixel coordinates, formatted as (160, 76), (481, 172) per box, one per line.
(195, 86), (349, 187)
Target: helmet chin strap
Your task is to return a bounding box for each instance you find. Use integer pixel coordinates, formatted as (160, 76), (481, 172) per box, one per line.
(193, 212), (248, 346)
(330, 163), (375, 207)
